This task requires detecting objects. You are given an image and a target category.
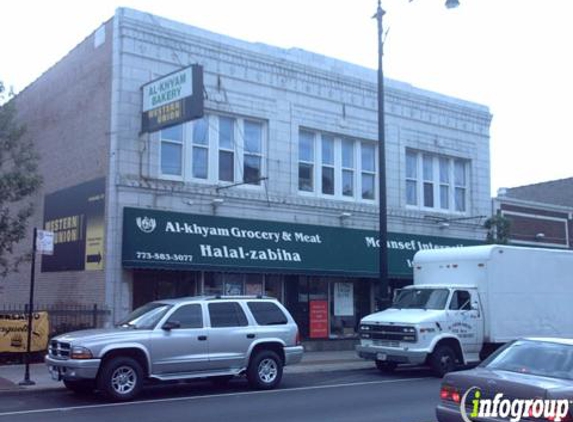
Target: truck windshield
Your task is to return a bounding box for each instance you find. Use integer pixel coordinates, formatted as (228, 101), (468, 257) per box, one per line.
(391, 288), (449, 310)
(116, 302), (172, 329)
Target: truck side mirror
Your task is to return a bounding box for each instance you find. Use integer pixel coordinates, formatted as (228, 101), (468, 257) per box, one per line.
(471, 301), (479, 311)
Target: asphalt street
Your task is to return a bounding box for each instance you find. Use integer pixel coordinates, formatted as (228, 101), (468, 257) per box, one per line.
(0, 368), (441, 422)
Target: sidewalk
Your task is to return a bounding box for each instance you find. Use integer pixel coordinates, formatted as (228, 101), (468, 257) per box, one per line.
(0, 350), (372, 392)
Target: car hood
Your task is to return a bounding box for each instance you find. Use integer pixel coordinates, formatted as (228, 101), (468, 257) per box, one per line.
(443, 367), (573, 400)
(361, 308), (445, 325)
(54, 328), (149, 343)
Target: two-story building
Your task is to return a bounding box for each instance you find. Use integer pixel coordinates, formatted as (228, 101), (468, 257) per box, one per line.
(2, 8), (492, 344)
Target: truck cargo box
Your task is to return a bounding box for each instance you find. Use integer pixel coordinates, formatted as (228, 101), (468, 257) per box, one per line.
(413, 245), (573, 343)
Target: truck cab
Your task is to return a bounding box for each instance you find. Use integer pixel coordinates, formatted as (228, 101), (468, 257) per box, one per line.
(356, 284), (483, 376)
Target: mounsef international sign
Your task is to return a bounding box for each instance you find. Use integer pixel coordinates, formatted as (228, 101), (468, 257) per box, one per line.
(122, 207), (482, 278)
(141, 65), (204, 133)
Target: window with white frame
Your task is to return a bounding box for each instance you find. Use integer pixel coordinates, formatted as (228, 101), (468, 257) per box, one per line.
(405, 149), (468, 212)
(192, 117), (209, 179)
(321, 135), (335, 195)
(160, 125), (184, 178)
(298, 129), (377, 201)
(157, 114), (266, 186)
(341, 139), (355, 197)
(454, 159), (467, 212)
(218, 116), (235, 182)
(243, 120), (263, 185)
(361, 143), (376, 200)
(298, 130), (315, 192)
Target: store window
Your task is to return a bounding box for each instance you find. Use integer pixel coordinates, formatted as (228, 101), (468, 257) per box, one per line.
(132, 270), (198, 309)
(264, 275), (283, 301)
(202, 272), (265, 297)
(298, 129), (376, 201)
(405, 149), (469, 213)
(284, 276), (373, 340)
(245, 274), (263, 295)
(329, 279), (371, 339)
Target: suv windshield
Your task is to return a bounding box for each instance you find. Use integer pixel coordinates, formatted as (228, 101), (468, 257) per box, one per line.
(391, 288), (449, 310)
(116, 302), (172, 329)
(484, 340), (573, 380)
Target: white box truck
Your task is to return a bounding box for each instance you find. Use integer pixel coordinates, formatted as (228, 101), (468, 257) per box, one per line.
(356, 244), (573, 376)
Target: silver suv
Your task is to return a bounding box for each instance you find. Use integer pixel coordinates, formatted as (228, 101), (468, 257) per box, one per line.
(45, 296), (303, 401)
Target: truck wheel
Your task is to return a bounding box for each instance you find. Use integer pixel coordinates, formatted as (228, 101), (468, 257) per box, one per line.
(429, 345), (456, 377)
(375, 360), (397, 373)
(247, 350), (283, 390)
(63, 379), (95, 394)
(97, 357), (144, 401)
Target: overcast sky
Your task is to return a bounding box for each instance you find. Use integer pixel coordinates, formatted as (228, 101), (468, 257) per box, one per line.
(2, 0), (571, 194)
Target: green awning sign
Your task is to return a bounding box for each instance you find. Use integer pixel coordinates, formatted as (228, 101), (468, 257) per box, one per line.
(122, 207), (482, 278)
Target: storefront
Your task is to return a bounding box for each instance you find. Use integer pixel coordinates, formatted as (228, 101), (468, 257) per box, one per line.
(122, 207), (481, 341)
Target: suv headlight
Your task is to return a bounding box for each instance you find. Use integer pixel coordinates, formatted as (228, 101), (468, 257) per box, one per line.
(71, 346), (93, 359)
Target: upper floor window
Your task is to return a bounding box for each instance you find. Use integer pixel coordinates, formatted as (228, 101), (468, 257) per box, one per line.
(244, 120), (263, 185)
(298, 130), (315, 192)
(406, 149), (468, 213)
(158, 114), (266, 187)
(160, 125), (184, 177)
(361, 144), (376, 200)
(192, 117), (209, 179)
(298, 129), (377, 201)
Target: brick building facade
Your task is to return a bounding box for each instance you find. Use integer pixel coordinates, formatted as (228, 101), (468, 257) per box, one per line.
(493, 178), (573, 248)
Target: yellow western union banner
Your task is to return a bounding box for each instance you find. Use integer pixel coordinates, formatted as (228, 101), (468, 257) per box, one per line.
(0, 312), (50, 353)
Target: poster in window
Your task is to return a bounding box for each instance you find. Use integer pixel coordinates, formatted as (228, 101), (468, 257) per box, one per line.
(309, 300), (329, 339)
(224, 281), (243, 296)
(334, 282), (354, 316)
(246, 282), (262, 296)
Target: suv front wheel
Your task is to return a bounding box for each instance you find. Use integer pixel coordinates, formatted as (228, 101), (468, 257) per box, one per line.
(97, 356), (144, 401)
(247, 350), (283, 390)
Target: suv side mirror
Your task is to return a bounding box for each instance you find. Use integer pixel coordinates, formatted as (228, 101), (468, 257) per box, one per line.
(162, 320), (181, 331)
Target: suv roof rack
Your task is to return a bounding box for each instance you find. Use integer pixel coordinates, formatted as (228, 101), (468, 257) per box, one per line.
(211, 295), (272, 300)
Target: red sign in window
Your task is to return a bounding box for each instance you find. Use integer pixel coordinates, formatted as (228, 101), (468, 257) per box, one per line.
(309, 300), (329, 339)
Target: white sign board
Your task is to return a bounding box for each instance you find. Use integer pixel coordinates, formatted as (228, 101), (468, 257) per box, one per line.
(334, 282), (354, 316)
(142, 67), (194, 112)
(36, 230), (54, 255)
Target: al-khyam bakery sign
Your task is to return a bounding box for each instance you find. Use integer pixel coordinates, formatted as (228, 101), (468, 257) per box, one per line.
(122, 207), (482, 278)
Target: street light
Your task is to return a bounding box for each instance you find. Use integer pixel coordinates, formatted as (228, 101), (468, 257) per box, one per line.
(373, 0), (459, 309)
